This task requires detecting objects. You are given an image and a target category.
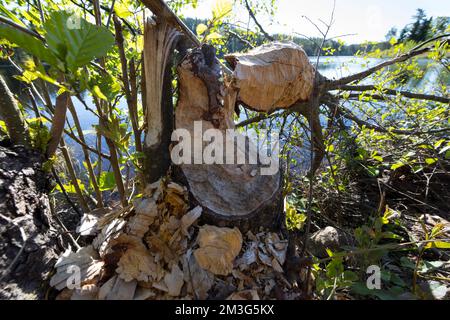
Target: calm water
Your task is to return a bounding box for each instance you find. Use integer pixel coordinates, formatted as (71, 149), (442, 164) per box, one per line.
(1, 56), (445, 172)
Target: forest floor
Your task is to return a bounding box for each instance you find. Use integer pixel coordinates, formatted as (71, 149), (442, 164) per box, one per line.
(45, 156), (450, 300)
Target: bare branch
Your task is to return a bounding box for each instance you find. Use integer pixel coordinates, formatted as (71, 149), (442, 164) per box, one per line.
(339, 85), (450, 104)
(243, 0), (274, 41)
(326, 47), (431, 89)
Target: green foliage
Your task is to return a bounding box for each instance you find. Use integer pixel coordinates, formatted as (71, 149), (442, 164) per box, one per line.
(54, 178), (85, 194)
(0, 24), (59, 66)
(43, 11), (115, 72)
(97, 171), (116, 191)
(285, 200), (307, 231)
(27, 117), (51, 153)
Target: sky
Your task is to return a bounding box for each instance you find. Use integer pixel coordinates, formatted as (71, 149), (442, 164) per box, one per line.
(179, 0), (450, 44)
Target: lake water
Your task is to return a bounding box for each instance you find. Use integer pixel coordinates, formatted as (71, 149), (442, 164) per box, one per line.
(1, 55), (444, 172)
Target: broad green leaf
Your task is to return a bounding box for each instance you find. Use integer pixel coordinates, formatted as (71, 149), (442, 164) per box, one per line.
(425, 158), (437, 165)
(212, 0), (232, 20)
(206, 32), (223, 40)
(98, 171), (116, 191)
(391, 162), (405, 170)
(0, 24), (59, 66)
(0, 4), (26, 27)
(196, 23), (208, 35)
(373, 155), (383, 162)
(92, 85), (108, 101)
(43, 11), (115, 72)
(54, 179), (85, 194)
(425, 241), (450, 249)
(114, 2), (133, 19)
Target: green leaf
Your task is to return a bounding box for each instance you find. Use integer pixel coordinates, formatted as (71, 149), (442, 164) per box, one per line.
(425, 241), (450, 250)
(196, 23), (208, 35)
(373, 155), (383, 162)
(0, 4), (26, 27)
(0, 24), (59, 66)
(43, 11), (115, 72)
(54, 179), (85, 194)
(98, 171), (116, 191)
(389, 37), (398, 46)
(206, 32), (223, 40)
(114, 1), (133, 19)
(92, 85), (108, 101)
(212, 0), (232, 20)
(391, 162), (405, 170)
(425, 158), (437, 165)
(326, 144), (335, 153)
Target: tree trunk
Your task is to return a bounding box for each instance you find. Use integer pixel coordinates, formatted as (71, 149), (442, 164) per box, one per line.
(0, 143), (59, 299)
(173, 46), (284, 232)
(142, 15), (181, 183)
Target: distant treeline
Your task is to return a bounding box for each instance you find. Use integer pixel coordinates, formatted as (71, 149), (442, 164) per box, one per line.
(182, 17), (390, 57)
(183, 8), (449, 57)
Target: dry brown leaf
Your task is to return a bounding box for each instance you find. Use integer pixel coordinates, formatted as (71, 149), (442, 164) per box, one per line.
(235, 241), (258, 270)
(98, 275), (117, 300)
(257, 250), (272, 267)
(134, 286), (156, 300)
(93, 218), (127, 257)
(194, 225), (243, 276)
(271, 258), (283, 273)
(77, 208), (109, 236)
(71, 284), (99, 300)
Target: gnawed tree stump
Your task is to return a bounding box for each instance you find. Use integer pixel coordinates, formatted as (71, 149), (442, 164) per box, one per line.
(225, 42), (325, 172)
(225, 42), (315, 112)
(0, 143), (59, 299)
(173, 45), (283, 232)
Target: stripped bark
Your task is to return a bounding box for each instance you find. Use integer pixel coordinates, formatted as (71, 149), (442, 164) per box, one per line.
(142, 15), (181, 182)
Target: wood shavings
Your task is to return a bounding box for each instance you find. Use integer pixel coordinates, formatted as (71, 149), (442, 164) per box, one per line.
(183, 250), (214, 300)
(76, 208), (109, 236)
(127, 199), (158, 238)
(164, 264), (185, 296)
(194, 225), (243, 276)
(104, 276), (137, 300)
(112, 234), (160, 282)
(227, 290), (260, 300)
(50, 246), (104, 290)
(181, 206), (202, 236)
